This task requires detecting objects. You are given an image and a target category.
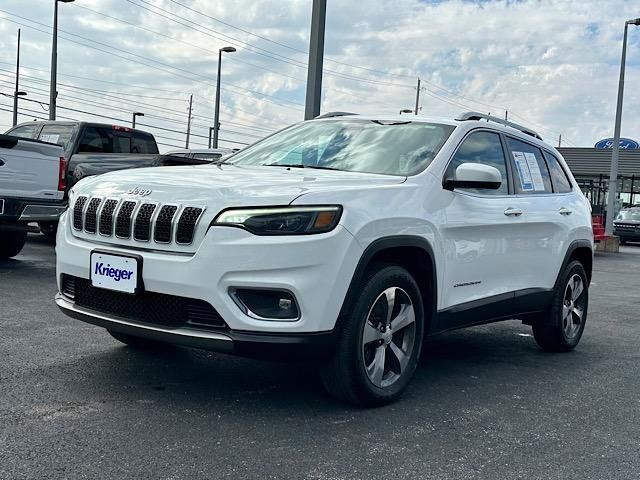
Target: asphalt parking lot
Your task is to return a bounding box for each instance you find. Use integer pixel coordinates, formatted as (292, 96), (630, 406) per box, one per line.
(1, 236), (640, 480)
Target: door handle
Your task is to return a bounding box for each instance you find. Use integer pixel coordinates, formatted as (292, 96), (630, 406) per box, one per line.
(558, 207), (573, 216)
(504, 207), (523, 217)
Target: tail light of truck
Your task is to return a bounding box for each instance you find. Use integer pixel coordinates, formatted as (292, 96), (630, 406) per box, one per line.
(58, 156), (68, 191)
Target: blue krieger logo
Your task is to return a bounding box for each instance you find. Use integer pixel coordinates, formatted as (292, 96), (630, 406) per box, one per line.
(94, 262), (134, 282)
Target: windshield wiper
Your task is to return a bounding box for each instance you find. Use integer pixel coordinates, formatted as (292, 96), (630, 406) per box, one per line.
(371, 120), (411, 126)
(264, 163), (342, 171)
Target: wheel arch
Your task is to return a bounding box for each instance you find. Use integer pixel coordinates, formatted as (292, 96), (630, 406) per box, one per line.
(337, 235), (438, 334)
(558, 239), (593, 286)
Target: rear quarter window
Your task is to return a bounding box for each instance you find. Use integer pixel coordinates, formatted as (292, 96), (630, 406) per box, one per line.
(543, 151), (573, 193)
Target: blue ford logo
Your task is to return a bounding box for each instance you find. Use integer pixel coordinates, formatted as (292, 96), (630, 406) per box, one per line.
(594, 138), (639, 149)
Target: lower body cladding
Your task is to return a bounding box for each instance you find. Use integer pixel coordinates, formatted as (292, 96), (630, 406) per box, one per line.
(55, 212), (363, 358)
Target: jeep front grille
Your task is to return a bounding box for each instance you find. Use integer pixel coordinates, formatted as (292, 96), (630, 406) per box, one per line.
(72, 196), (204, 245)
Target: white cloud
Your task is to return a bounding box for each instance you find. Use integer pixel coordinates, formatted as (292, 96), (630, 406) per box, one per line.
(0, 0), (638, 150)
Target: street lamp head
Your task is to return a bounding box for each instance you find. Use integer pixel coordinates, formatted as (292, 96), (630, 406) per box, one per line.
(220, 46), (237, 53)
(627, 18), (640, 25)
(16, 91), (27, 97)
(57, 0), (76, 3)
(399, 109), (413, 114)
(133, 112), (144, 117)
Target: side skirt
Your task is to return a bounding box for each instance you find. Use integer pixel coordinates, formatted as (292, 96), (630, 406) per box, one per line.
(429, 288), (553, 335)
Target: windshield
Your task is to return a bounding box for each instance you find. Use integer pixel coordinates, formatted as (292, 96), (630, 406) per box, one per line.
(229, 119), (455, 176)
(616, 210), (640, 221)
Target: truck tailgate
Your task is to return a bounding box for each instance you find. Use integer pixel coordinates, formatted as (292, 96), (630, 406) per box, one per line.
(0, 135), (64, 201)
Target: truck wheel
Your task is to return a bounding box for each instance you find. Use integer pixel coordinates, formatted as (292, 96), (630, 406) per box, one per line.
(320, 265), (425, 406)
(39, 222), (58, 243)
(532, 260), (588, 352)
(0, 230), (27, 259)
(107, 330), (171, 350)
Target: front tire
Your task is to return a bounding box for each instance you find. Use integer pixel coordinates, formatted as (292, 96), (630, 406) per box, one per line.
(321, 265), (425, 406)
(532, 260), (588, 352)
(0, 230), (27, 259)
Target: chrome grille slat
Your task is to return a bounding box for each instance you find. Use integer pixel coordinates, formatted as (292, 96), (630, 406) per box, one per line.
(115, 201), (137, 239)
(84, 198), (102, 234)
(73, 197), (204, 247)
(154, 205), (178, 243)
(176, 207), (203, 245)
(99, 199), (119, 236)
(72, 196), (88, 231)
(133, 203), (157, 241)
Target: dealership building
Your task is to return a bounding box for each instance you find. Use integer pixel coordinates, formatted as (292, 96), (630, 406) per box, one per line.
(559, 139), (640, 214)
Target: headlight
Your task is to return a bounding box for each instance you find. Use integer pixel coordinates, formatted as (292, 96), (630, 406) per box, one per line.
(212, 206), (342, 235)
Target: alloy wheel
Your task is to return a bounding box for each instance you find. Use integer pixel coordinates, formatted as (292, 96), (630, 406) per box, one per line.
(562, 274), (586, 339)
(361, 287), (416, 388)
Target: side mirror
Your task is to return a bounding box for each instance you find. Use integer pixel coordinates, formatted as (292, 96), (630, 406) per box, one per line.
(443, 162), (502, 191)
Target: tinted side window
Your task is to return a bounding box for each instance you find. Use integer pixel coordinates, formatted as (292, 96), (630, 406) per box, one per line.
(78, 127), (110, 153)
(506, 137), (552, 194)
(543, 151), (572, 193)
(132, 133), (158, 154)
(7, 124), (39, 139)
(446, 131), (508, 195)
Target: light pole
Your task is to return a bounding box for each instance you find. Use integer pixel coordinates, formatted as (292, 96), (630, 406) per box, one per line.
(13, 91), (27, 125)
(13, 28), (21, 127)
(132, 112), (144, 128)
(208, 126), (215, 149)
(399, 109), (413, 115)
(605, 17), (640, 236)
(212, 46), (236, 149)
(49, 0), (74, 121)
(304, 0), (327, 120)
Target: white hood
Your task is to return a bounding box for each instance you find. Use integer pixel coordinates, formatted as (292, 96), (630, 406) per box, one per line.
(73, 164), (406, 207)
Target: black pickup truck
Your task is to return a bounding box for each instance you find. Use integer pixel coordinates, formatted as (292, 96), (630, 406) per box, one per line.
(4, 121), (204, 239)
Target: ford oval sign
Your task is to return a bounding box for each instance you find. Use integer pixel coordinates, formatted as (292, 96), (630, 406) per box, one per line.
(594, 138), (639, 149)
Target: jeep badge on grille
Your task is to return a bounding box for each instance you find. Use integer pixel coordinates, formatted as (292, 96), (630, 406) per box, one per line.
(126, 187), (152, 197)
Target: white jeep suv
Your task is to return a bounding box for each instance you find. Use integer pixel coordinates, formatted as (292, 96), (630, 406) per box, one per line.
(55, 112), (593, 405)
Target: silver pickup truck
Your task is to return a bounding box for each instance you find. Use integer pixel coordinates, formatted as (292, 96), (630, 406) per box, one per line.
(0, 134), (66, 258)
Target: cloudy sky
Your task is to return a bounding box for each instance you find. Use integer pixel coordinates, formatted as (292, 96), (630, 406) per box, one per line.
(0, 0), (638, 151)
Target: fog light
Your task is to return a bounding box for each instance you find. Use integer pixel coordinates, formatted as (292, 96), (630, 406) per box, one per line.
(230, 288), (300, 320)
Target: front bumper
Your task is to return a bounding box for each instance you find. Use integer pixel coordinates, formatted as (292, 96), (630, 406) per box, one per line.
(614, 227), (640, 241)
(55, 293), (336, 359)
(56, 211), (363, 334)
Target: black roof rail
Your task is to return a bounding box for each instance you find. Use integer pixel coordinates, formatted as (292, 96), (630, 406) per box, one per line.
(456, 111), (543, 141)
(314, 111), (358, 119)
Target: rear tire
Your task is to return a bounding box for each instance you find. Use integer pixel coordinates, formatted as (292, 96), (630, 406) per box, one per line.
(0, 230), (27, 259)
(107, 330), (171, 350)
(532, 260), (588, 352)
(320, 265), (425, 406)
(39, 222), (58, 243)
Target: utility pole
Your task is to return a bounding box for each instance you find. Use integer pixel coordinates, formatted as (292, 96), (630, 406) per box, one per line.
(185, 94), (193, 149)
(12, 29), (21, 127)
(208, 127), (214, 149)
(304, 0), (327, 120)
(414, 78), (421, 115)
(605, 18), (640, 236)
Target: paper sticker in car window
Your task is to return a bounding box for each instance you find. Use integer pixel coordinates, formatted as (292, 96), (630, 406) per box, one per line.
(512, 151), (534, 191)
(523, 152), (545, 191)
